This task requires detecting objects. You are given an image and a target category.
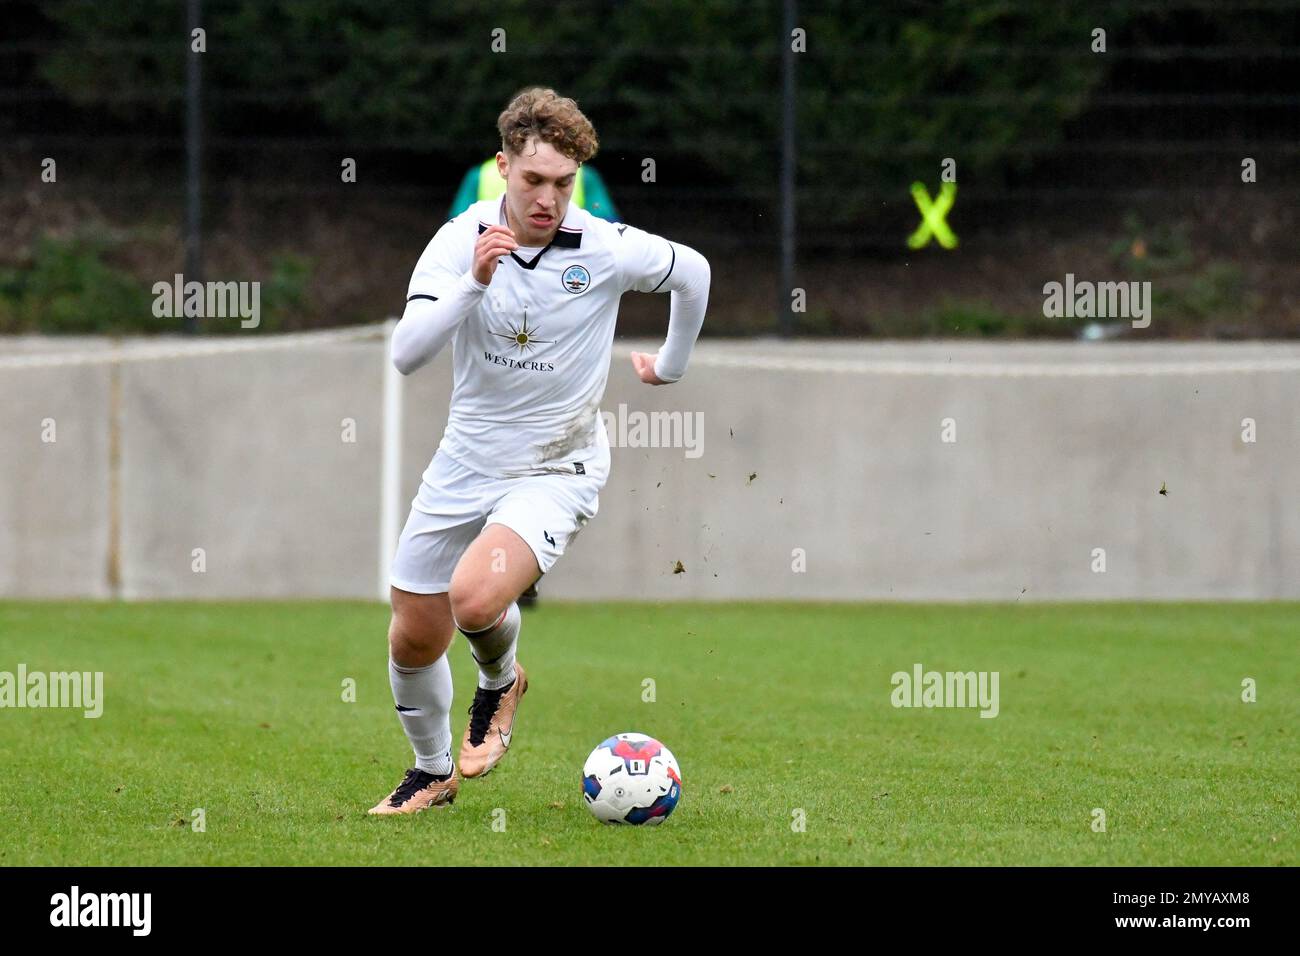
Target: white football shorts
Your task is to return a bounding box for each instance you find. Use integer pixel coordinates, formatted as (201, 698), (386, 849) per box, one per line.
(388, 450), (602, 594)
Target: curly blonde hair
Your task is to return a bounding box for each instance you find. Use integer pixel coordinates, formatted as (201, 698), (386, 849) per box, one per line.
(497, 87), (599, 163)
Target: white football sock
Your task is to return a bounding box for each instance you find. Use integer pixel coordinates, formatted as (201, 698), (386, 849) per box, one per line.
(388, 656), (454, 776)
(458, 602), (520, 691)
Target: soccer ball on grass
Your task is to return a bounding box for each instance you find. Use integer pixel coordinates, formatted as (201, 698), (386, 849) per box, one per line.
(581, 732), (682, 825)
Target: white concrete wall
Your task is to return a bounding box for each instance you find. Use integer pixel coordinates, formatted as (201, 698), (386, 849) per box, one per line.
(2, 336), (1296, 601)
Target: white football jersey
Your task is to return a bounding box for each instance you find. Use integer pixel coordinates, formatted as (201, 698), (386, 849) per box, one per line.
(406, 197), (678, 481)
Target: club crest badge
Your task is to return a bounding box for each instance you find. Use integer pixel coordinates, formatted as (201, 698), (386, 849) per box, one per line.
(562, 264), (591, 295)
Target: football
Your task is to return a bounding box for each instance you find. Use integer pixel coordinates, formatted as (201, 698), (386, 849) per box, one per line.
(581, 732), (682, 825)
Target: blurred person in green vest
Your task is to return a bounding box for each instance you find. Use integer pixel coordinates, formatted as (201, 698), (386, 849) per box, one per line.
(451, 156), (620, 221)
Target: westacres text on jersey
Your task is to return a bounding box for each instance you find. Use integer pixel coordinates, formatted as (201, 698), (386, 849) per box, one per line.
(484, 350), (556, 371)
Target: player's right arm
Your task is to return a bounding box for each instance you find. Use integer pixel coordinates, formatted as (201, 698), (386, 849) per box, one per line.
(391, 223), (518, 375)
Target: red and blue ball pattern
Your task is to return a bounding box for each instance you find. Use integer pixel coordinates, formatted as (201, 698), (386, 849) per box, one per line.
(582, 732), (682, 825)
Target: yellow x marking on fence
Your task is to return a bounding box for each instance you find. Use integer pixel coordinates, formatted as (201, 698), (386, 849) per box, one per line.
(907, 181), (958, 250)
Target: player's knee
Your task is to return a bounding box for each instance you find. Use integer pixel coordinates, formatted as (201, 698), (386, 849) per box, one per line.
(388, 614), (442, 665)
(387, 592), (451, 664)
(448, 581), (499, 633)
(386, 613), (418, 658)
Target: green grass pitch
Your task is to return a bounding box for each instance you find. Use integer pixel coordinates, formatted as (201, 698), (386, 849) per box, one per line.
(1, 600), (1295, 866)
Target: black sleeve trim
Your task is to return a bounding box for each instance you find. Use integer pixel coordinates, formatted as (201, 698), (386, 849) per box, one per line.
(648, 243), (676, 293)
(406, 294), (439, 302)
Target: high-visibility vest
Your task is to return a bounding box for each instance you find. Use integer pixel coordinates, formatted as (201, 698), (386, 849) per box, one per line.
(476, 157), (586, 209)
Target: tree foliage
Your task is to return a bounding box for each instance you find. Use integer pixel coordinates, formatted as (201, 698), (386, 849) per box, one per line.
(41, 1), (1131, 224)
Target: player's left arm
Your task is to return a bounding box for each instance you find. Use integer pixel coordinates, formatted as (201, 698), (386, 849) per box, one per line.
(617, 225), (711, 386)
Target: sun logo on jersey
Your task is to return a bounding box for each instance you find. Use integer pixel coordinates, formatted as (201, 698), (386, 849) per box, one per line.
(562, 264), (591, 295)
(490, 308), (554, 354)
